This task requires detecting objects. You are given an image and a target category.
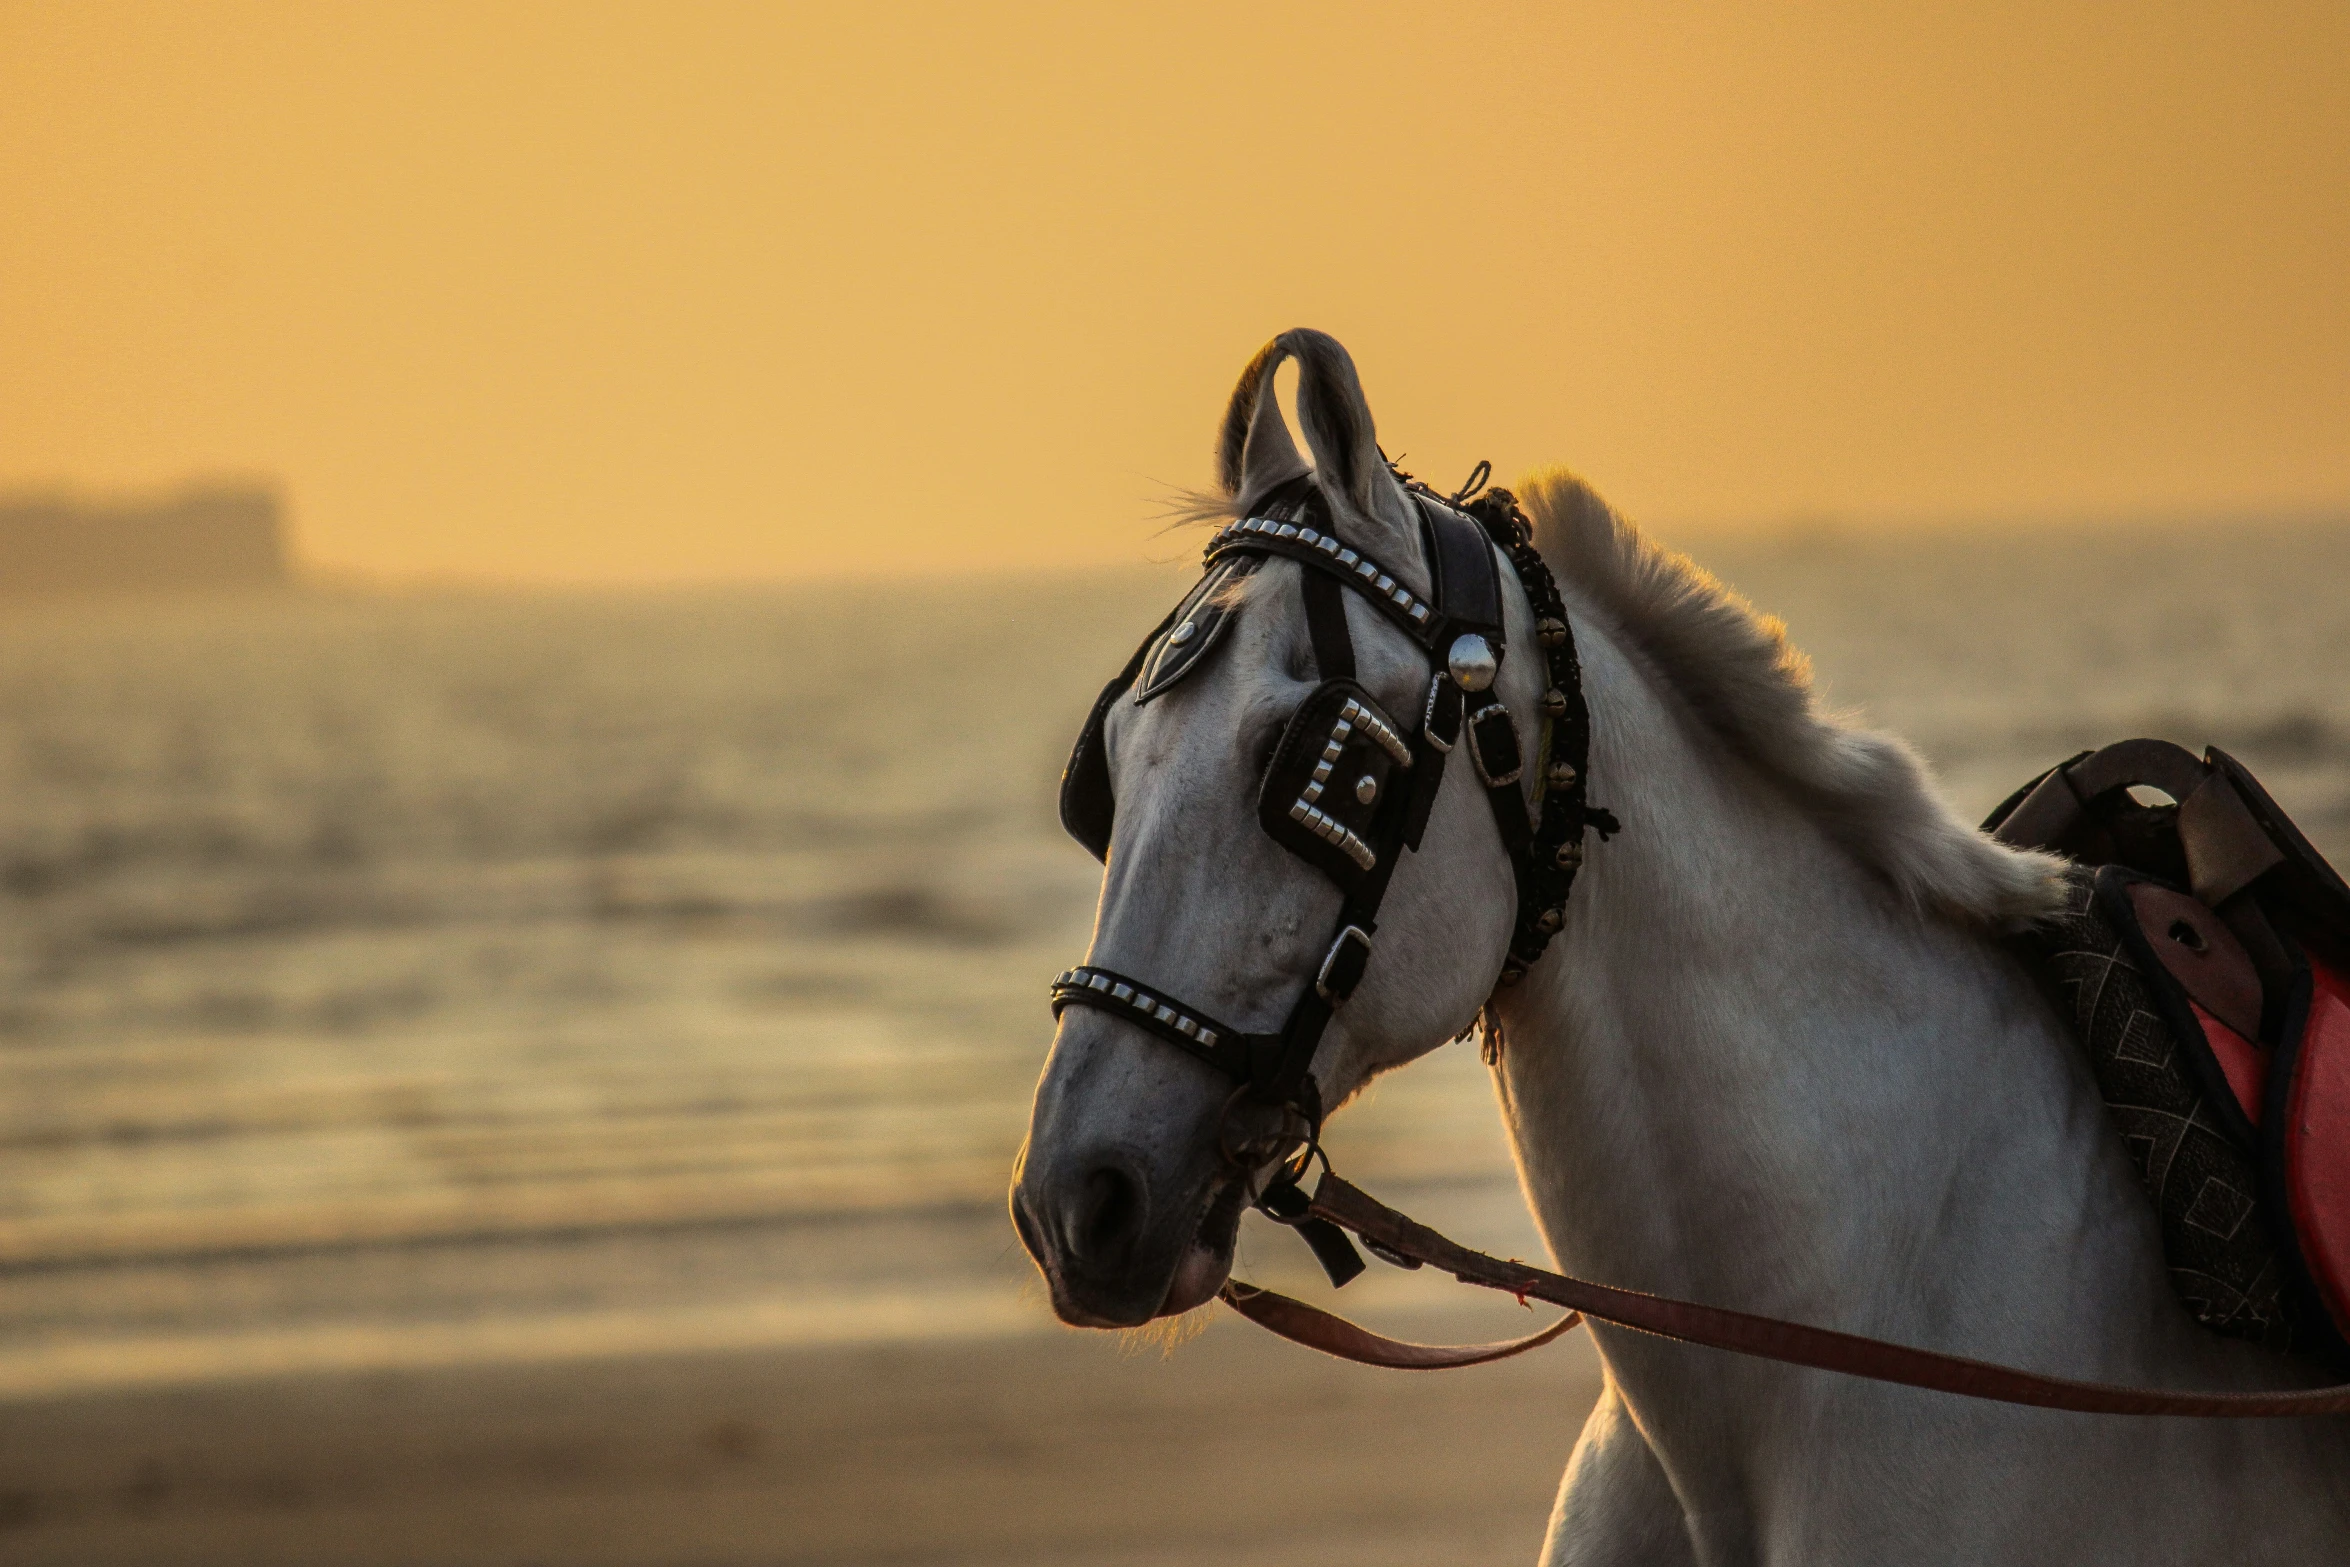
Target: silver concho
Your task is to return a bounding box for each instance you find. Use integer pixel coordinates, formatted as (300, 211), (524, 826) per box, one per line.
(1355, 774), (1377, 804)
(1447, 632), (1498, 692)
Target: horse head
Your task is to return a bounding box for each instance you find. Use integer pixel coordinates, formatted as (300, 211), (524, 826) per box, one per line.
(1011, 330), (1545, 1327)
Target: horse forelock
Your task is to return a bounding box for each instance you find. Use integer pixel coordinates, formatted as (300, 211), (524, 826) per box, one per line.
(1519, 467), (2067, 931)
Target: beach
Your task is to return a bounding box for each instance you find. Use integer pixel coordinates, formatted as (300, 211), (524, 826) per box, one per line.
(0, 1191), (1601, 1566)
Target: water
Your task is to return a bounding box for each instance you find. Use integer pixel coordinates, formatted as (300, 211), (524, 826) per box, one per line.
(0, 517), (2345, 1391)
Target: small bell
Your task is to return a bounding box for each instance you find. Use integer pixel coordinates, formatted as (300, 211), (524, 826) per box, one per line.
(1546, 761), (1577, 790)
(1537, 617), (1569, 648)
(1535, 906), (1565, 935)
(1497, 964), (1526, 987)
(1541, 688), (1567, 718)
(1553, 840), (1583, 871)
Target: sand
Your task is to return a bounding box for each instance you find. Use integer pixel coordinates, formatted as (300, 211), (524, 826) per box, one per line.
(0, 1183), (1600, 1566)
(0, 1286), (1602, 1567)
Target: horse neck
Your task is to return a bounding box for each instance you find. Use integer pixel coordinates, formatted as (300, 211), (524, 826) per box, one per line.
(1492, 617), (2200, 1417)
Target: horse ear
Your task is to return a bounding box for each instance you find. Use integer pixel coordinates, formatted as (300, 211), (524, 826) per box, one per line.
(1217, 330), (1408, 540)
(1216, 338), (1311, 507)
(1280, 330), (1386, 522)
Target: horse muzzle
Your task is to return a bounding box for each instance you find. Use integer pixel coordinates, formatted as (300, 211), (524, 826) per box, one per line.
(1010, 1146), (1245, 1327)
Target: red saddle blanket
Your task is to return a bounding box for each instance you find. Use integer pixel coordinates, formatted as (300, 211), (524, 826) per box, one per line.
(1991, 741), (2350, 1364)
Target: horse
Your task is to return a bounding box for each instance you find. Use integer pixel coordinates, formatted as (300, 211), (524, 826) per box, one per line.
(1010, 329), (2350, 1563)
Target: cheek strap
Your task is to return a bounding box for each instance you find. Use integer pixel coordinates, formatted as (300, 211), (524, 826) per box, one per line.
(1300, 566), (1356, 681)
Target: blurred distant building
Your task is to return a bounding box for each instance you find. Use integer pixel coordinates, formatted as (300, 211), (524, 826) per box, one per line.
(0, 484), (290, 596)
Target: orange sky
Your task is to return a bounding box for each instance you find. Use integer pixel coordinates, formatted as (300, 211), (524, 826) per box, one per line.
(1, 2), (2344, 584)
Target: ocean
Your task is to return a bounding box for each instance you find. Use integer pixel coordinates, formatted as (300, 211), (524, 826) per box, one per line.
(1, 515), (2346, 1395)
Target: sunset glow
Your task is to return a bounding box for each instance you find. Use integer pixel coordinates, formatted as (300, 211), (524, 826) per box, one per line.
(2, 2), (2343, 584)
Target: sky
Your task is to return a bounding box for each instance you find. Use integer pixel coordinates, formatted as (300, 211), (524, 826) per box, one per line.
(1, 2), (2344, 585)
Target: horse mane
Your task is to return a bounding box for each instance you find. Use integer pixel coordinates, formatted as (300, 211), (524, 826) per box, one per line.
(1519, 468), (2066, 930)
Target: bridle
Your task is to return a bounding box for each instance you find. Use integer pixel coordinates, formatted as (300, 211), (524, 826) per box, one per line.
(1051, 467), (1610, 1277)
(1038, 458), (2350, 1418)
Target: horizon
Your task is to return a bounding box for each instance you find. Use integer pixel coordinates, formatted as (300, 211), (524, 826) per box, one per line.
(9, 488), (2350, 600)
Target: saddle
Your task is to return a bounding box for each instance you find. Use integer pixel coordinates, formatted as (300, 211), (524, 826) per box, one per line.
(1986, 740), (2350, 1365)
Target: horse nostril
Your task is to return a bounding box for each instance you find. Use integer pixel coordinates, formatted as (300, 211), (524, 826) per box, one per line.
(1077, 1162), (1147, 1266)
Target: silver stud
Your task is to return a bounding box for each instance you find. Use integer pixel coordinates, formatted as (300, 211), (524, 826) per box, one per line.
(1169, 620), (1196, 644)
(1199, 1029), (1218, 1048)
(1408, 603), (1431, 623)
(1111, 983), (1133, 1001)
(1298, 529), (1320, 545)
(1337, 548), (1358, 567)
(1447, 633), (1498, 692)
(1375, 574), (1394, 593)
(1276, 523), (1299, 539)
(1355, 774), (1377, 804)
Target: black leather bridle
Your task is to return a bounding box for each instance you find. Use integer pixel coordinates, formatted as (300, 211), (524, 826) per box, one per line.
(1050, 469), (1612, 1278)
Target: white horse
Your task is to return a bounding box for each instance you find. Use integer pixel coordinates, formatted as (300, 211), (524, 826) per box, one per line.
(1011, 331), (2350, 1563)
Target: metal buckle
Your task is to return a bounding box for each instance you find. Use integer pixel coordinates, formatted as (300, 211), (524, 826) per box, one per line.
(1467, 703), (1523, 788)
(1315, 925), (1374, 1004)
(1422, 674), (1455, 754)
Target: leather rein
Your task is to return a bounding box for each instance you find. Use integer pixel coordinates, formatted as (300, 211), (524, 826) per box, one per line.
(1056, 471), (2350, 1417)
(1222, 1174), (2350, 1416)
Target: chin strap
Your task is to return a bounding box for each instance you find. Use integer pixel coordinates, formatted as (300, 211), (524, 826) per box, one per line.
(1221, 1171), (2350, 1414)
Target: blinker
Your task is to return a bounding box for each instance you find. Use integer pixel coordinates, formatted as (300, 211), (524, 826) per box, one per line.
(1136, 556), (1258, 703)
(1059, 555), (1263, 863)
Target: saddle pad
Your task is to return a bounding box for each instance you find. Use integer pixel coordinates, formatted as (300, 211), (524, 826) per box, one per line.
(2017, 866), (2305, 1353)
